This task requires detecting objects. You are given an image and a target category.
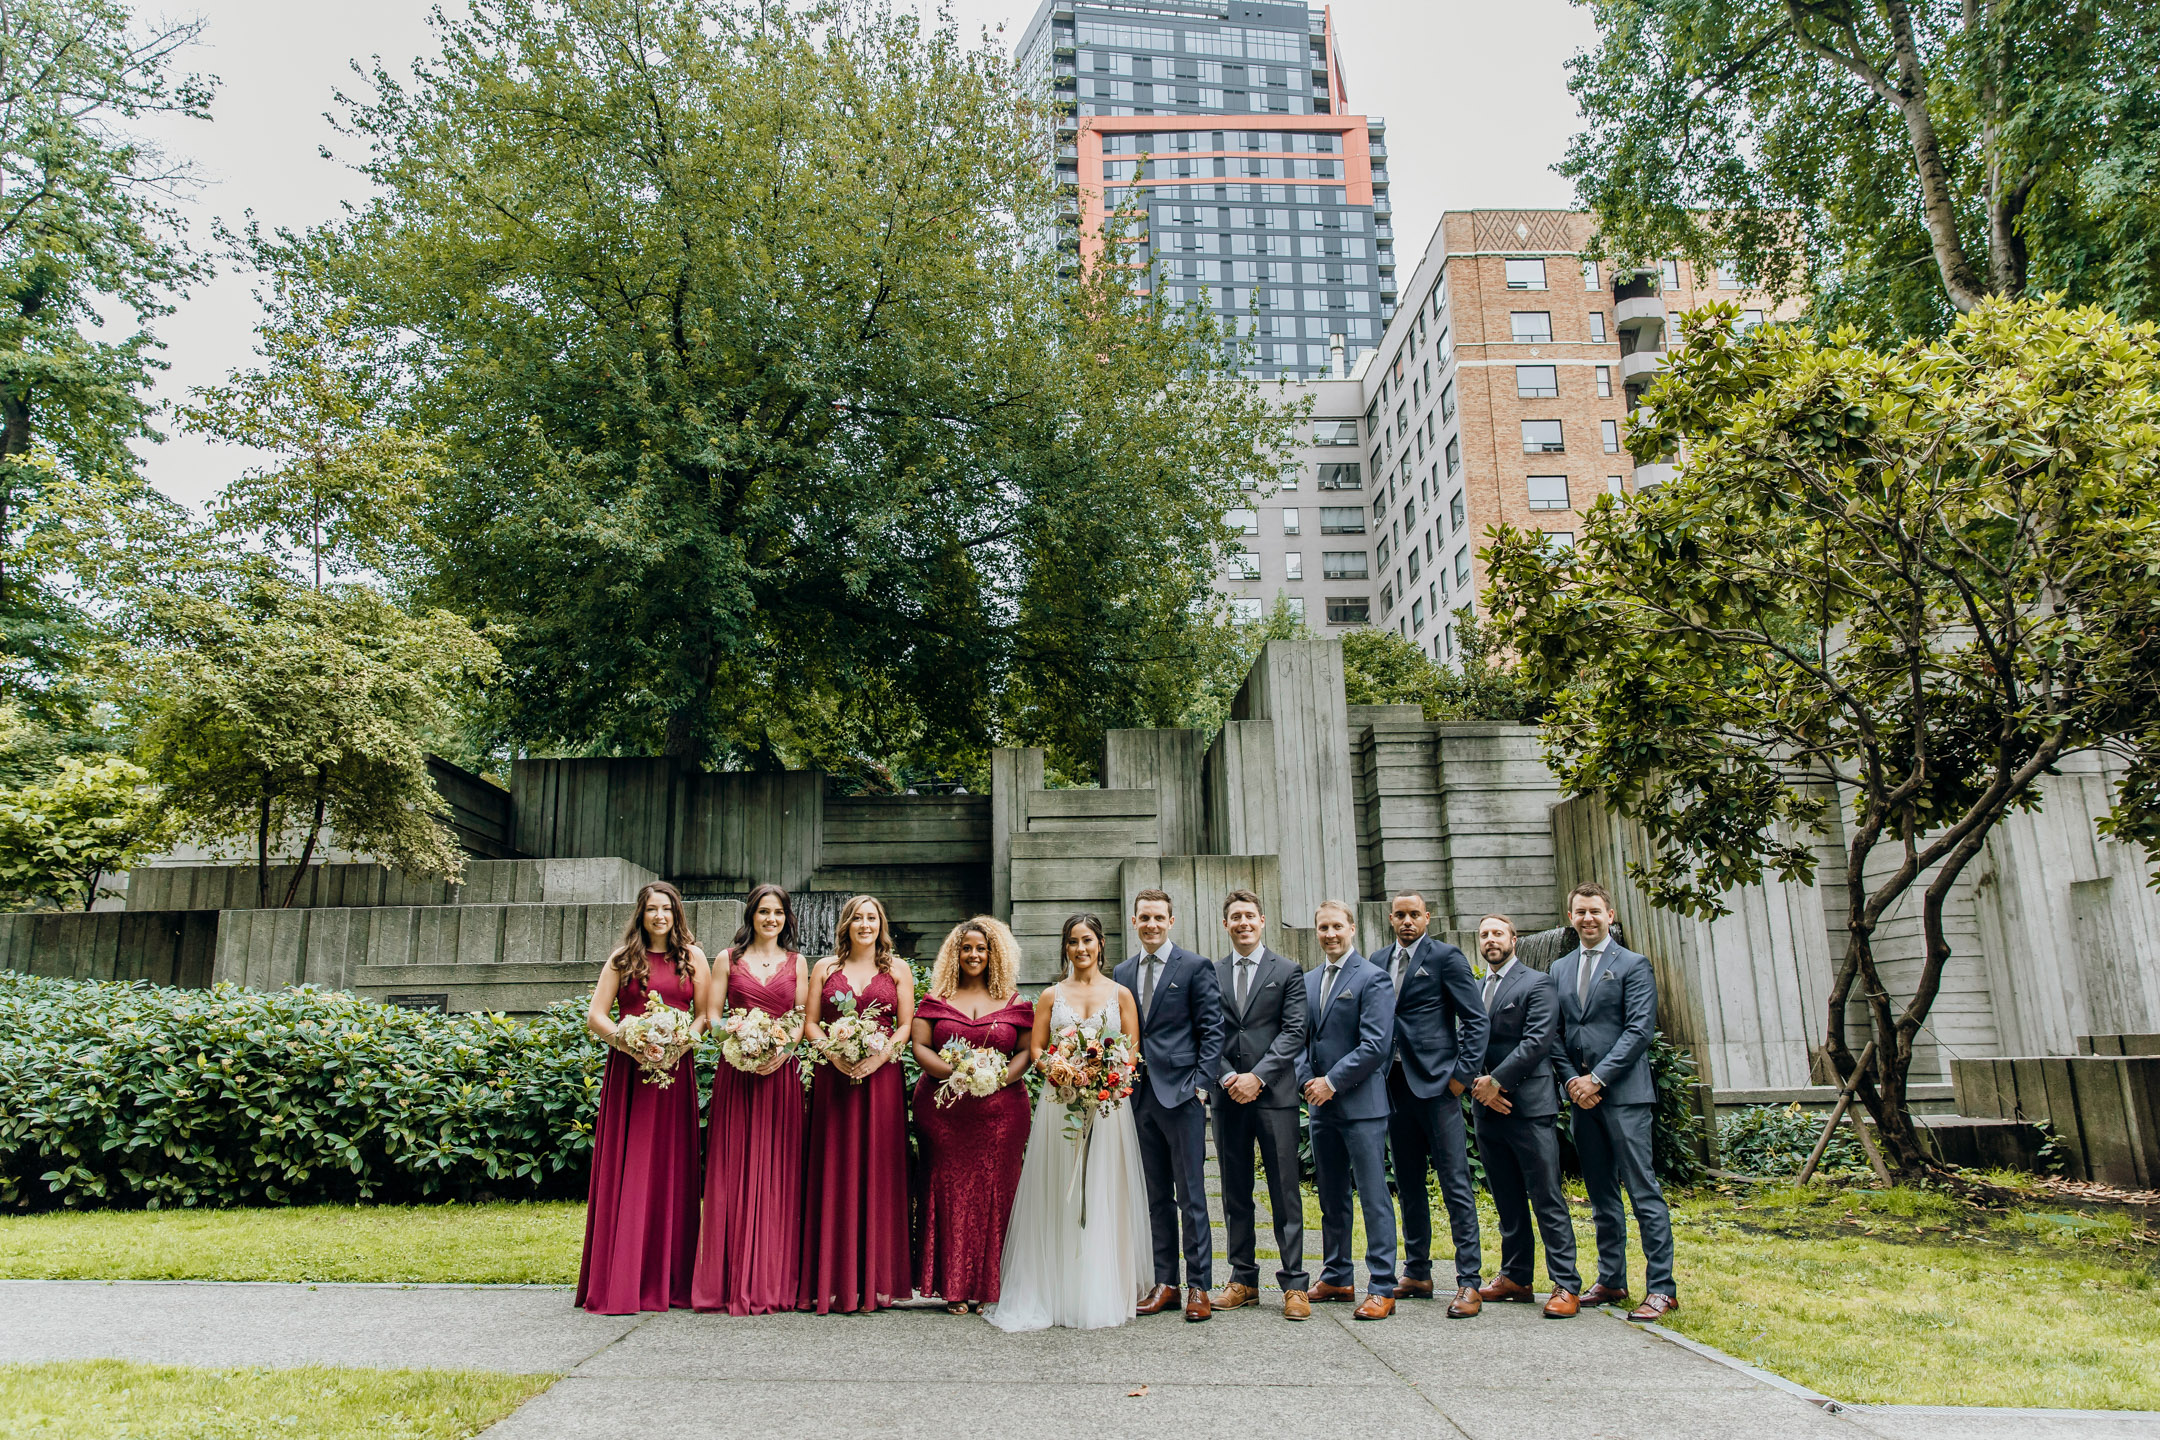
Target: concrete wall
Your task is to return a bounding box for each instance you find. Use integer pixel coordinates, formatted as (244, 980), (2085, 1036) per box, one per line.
(1217, 640), (1360, 922)
(511, 761), (823, 891)
(127, 858), (658, 913)
(998, 757), (1162, 983)
(1104, 728), (1206, 857)
(0, 911), (218, 988)
(808, 790), (991, 962)
(429, 756), (519, 859)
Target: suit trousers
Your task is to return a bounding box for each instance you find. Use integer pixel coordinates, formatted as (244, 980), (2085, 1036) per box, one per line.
(1386, 1067), (1482, 1288)
(1573, 1099), (1675, 1295)
(1211, 1096), (1308, 1292)
(1134, 1082), (1213, 1288)
(1472, 1104), (1580, 1294)
(1311, 1112), (1396, 1296)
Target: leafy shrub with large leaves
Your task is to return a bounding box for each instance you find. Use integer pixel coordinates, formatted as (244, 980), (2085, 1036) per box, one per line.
(0, 973), (620, 1211)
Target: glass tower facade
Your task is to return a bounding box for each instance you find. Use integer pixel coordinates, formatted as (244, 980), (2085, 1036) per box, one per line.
(1018, 1), (1396, 380)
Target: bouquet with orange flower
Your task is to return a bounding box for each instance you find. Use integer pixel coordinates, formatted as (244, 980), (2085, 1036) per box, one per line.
(1039, 1022), (1138, 1140)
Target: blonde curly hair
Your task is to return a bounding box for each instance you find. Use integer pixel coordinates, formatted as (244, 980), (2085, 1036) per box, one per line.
(929, 915), (1021, 1001)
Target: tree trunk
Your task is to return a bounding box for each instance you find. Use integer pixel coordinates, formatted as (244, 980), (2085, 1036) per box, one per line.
(256, 793), (274, 910)
(81, 869), (101, 912)
(1882, 0), (1990, 311)
(662, 646), (720, 766)
(280, 786), (328, 908)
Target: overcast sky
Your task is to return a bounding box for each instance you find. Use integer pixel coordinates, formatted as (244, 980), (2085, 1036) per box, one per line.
(133, 0), (1599, 510)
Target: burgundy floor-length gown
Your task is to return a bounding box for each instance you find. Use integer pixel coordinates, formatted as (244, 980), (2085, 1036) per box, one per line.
(692, 953), (807, 1315)
(909, 992), (1035, 1304)
(576, 957), (701, 1315)
(797, 965), (911, 1314)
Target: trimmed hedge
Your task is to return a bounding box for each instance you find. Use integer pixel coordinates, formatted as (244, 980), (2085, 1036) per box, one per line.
(0, 973), (614, 1211)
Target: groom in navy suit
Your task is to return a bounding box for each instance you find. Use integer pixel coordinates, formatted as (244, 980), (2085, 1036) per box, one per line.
(1296, 899), (1398, 1321)
(1114, 888), (1225, 1323)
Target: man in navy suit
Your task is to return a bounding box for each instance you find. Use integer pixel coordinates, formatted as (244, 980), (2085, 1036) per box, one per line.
(1469, 913), (1581, 1319)
(1295, 899), (1397, 1321)
(1379, 891), (1490, 1317)
(1113, 887), (1225, 1322)
(1557, 881), (1677, 1322)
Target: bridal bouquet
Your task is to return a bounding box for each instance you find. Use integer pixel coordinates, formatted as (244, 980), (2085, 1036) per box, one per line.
(801, 991), (892, 1088)
(717, 1005), (803, 1073)
(932, 1038), (1008, 1109)
(1039, 1023), (1138, 1138)
(614, 992), (699, 1087)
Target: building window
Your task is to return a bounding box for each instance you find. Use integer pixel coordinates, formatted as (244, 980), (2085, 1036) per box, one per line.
(1229, 596), (1263, 621)
(1319, 506), (1366, 534)
(1281, 507), (1301, 534)
(1516, 364), (1559, 399)
(1315, 460), (1362, 493)
(1449, 490), (1465, 532)
(1228, 549), (1262, 578)
(1587, 312), (1607, 344)
(1582, 260), (1600, 290)
(1510, 312), (1553, 343)
(1438, 380), (1455, 421)
(1717, 261), (1743, 288)
(1505, 257), (1547, 290)
(1522, 419), (1565, 453)
(1326, 595), (1371, 625)
(1443, 621), (1456, 656)
(1411, 596), (1426, 631)
(1595, 365), (1612, 398)
(1660, 258), (1681, 289)
(1607, 475), (1624, 496)
(1228, 507), (1259, 534)
(1602, 419), (1620, 453)
(1285, 551), (1303, 580)
(1315, 420), (1360, 446)
(1740, 308), (1765, 330)
(1380, 581), (1393, 613)
(1284, 596), (1306, 620)
(1444, 436), (1460, 478)
(1454, 546), (1470, 585)
(1403, 545), (1419, 582)
(1322, 551), (1369, 580)
(1544, 531), (1576, 552)
(1527, 475), (1570, 511)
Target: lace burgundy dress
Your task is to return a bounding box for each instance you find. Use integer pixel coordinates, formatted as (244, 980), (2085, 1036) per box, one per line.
(909, 992), (1036, 1304)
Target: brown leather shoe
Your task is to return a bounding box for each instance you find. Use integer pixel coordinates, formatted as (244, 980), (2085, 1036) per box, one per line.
(1135, 1283), (1178, 1315)
(1478, 1275), (1535, 1303)
(1393, 1278), (1435, 1299)
(1184, 1285), (1211, 1322)
(1353, 1293), (1395, 1321)
(1542, 1289), (1580, 1318)
(1282, 1290), (1311, 1320)
(1446, 1285), (1482, 1318)
(1627, 1294), (1679, 1322)
(1210, 1281), (1260, 1310)
(1308, 1282), (1356, 1304)
(1581, 1283), (1631, 1307)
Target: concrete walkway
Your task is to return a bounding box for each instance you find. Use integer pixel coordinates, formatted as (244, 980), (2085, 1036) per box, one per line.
(4, 1280), (2152, 1439)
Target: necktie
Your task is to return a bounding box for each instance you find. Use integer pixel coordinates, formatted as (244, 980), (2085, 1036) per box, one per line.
(1578, 949), (1597, 1005)
(1321, 962), (1341, 1011)
(1142, 954), (1158, 1013)
(1236, 957), (1252, 1011)
(1392, 945), (1408, 991)
(1483, 970), (1501, 1009)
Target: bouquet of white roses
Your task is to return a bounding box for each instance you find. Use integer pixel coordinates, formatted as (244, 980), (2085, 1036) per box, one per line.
(614, 991), (699, 1087)
(932, 1037), (1008, 1109)
(801, 989), (892, 1088)
(717, 1005), (803, 1073)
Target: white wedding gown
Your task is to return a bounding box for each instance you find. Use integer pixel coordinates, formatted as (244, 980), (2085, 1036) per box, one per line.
(984, 988), (1153, 1332)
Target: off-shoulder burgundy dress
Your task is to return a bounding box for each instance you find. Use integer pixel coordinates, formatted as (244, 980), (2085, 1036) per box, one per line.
(910, 992), (1035, 1304)
(797, 965), (911, 1313)
(692, 951), (806, 1315)
(575, 958), (701, 1314)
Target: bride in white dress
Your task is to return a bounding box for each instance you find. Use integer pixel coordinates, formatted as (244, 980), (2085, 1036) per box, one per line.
(985, 912), (1153, 1332)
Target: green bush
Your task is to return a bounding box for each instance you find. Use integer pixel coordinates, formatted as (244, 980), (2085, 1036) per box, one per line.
(1718, 1101), (1865, 1177)
(0, 973), (610, 1211)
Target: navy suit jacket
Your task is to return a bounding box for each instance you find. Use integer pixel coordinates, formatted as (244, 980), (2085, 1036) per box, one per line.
(1380, 933), (1490, 1099)
(1112, 942), (1225, 1109)
(1476, 960), (1561, 1119)
(1294, 950), (1395, 1124)
(1208, 946), (1308, 1108)
(1556, 942), (1658, 1106)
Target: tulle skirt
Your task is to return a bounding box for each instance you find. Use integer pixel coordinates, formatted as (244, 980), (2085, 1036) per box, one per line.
(984, 1093), (1152, 1332)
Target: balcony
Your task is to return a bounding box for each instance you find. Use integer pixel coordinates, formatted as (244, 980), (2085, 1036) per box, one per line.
(1620, 349), (1666, 392)
(1613, 273), (1660, 304)
(1633, 461), (1676, 488)
(1615, 294), (1665, 345)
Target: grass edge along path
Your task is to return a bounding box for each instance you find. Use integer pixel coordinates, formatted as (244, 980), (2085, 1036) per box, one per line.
(0, 1359), (554, 1440)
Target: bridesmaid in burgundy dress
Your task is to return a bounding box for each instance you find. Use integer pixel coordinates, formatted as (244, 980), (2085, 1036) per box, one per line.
(576, 881), (711, 1315)
(798, 893), (914, 1314)
(691, 883), (809, 1315)
(910, 916), (1035, 1313)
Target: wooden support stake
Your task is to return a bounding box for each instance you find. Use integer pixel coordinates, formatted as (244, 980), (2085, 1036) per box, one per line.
(1799, 1040), (1876, 1185)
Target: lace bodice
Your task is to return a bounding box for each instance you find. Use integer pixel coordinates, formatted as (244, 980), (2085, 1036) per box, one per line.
(1048, 986), (1123, 1037)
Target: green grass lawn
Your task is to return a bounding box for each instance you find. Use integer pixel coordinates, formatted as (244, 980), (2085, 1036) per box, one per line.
(0, 1360), (552, 1440)
(0, 1201), (586, 1284)
(1298, 1172), (2160, 1409)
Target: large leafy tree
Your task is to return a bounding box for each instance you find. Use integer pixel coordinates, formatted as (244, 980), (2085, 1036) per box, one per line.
(1563, 0), (2160, 337)
(1484, 299), (2160, 1174)
(253, 0), (1296, 780)
(0, 0), (214, 722)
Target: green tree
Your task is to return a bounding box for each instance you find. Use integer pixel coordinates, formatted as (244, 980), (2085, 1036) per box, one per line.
(0, 1), (214, 720)
(0, 752), (167, 909)
(251, 0), (1298, 780)
(1563, 0), (2160, 337)
(132, 582), (499, 908)
(1484, 298), (2160, 1174)
(1340, 611), (1543, 723)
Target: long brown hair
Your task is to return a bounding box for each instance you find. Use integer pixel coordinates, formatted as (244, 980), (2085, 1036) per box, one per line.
(729, 883), (800, 958)
(1058, 912), (1107, 981)
(611, 881), (696, 988)
(832, 893), (896, 976)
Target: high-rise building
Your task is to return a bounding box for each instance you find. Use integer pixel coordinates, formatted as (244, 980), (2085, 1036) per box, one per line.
(1018, 1), (1396, 380)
